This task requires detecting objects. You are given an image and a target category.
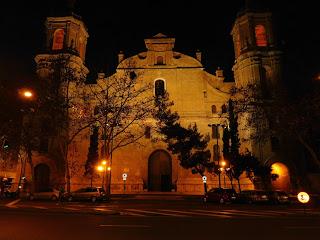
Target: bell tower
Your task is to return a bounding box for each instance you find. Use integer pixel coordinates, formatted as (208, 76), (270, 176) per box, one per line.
(231, 3), (282, 95)
(35, 12), (89, 82)
(231, 3), (282, 160)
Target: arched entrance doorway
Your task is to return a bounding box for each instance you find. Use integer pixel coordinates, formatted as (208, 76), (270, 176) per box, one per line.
(148, 150), (172, 192)
(271, 162), (290, 191)
(34, 164), (50, 192)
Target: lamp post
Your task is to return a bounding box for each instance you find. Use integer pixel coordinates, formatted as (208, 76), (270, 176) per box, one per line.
(96, 165), (105, 188)
(221, 161), (226, 188)
(208, 123), (221, 188)
(17, 88), (36, 195)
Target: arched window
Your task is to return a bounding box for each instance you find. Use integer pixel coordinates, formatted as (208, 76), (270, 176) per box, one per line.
(221, 104), (227, 113)
(52, 29), (65, 50)
(156, 56), (164, 65)
(255, 25), (267, 47)
(144, 126), (151, 139)
(211, 105), (217, 114)
(155, 79), (165, 97)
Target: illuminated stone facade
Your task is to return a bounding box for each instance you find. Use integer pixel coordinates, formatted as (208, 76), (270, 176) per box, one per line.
(23, 8), (292, 194)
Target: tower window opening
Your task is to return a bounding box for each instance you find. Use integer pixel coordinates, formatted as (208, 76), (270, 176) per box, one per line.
(52, 29), (65, 50)
(255, 25), (267, 47)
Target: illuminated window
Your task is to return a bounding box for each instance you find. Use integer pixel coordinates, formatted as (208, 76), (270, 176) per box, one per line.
(211, 105), (217, 114)
(156, 56), (164, 65)
(155, 79), (165, 97)
(255, 25), (267, 47)
(52, 29), (65, 50)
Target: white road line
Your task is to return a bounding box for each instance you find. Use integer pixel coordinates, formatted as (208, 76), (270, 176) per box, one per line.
(5, 199), (21, 207)
(120, 211), (147, 216)
(192, 209), (264, 218)
(32, 206), (48, 209)
(99, 224), (150, 228)
(94, 208), (115, 212)
(160, 209), (232, 218)
(223, 209), (283, 216)
(124, 209), (188, 217)
(63, 207), (80, 211)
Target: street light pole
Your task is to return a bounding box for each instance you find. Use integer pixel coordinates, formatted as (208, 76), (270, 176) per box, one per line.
(215, 124), (221, 188)
(208, 123), (221, 188)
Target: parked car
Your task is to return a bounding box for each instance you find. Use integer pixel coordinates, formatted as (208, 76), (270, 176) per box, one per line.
(67, 187), (107, 203)
(237, 190), (269, 204)
(29, 188), (59, 201)
(266, 190), (290, 204)
(204, 188), (237, 203)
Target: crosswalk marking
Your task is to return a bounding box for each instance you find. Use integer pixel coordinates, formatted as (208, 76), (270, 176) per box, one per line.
(159, 209), (232, 218)
(123, 209), (188, 217)
(220, 209), (281, 217)
(5, 199), (21, 207)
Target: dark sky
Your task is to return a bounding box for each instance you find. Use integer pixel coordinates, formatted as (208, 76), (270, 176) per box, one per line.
(0, 0), (319, 94)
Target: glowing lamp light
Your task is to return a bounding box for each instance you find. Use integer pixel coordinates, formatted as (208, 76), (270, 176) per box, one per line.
(297, 192), (310, 204)
(102, 160), (107, 165)
(221, 161), (226, 167)
(96, 165), (104, 172)
(107, 166), (111, 171)
(23, 91), (33, 98)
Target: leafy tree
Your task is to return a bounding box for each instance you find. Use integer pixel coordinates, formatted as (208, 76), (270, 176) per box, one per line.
(153, 93), (213, 178)
(84, 126), (99, 186)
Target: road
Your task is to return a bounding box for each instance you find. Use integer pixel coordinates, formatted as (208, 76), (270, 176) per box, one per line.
(0, 197), (319, 240)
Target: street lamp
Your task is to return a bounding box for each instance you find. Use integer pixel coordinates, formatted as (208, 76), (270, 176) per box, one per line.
(96, 165), (105, 188)
(208, 123), (221, 188)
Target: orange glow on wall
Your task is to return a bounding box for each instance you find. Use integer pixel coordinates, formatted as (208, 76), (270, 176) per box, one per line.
(271, 162), (290, 191)
(52, 29), (65, 50)
(255, 25), (267, 47)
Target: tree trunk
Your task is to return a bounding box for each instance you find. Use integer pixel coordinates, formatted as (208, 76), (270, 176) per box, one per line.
(237, 178), (241, 193)
(28, 155), (35, 194)
(65, 143), (71, 193)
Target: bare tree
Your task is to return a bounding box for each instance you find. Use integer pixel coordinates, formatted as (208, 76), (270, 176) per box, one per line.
(87, 69), (154, 193)
(231, 82), (320, 180)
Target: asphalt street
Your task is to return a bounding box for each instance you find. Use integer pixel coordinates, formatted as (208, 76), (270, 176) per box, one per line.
(0, 197), (319, 240)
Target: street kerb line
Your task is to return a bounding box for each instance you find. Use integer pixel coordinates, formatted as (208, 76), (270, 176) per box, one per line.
(5, 199), (21, 207)
(124, 209), (188, 217)
(159, 209), (232, 218)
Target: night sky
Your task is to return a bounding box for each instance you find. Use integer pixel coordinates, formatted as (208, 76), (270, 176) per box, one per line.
(0, 0), (319, 95)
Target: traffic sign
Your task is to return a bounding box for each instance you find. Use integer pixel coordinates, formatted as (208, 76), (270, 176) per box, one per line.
(122, 173), (128, 180)
(202, 176), (207, 183)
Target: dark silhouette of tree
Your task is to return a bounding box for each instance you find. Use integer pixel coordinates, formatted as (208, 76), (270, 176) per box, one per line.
(154, 93), (213, 177)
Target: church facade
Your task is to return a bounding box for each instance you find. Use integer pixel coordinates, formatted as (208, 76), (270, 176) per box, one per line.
(14, 6), (295, 194)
